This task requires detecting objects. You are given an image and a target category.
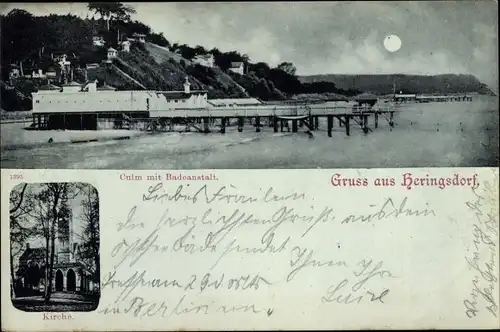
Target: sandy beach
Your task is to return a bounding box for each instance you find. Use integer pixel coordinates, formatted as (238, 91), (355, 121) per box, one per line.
(1, 97), (498, 169)
(1, 124), (150, 151)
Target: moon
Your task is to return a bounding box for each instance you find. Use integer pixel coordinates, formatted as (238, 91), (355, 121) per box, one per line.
(383, 35), (402, 53)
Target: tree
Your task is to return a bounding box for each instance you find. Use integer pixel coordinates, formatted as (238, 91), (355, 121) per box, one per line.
(87, 2), (136, 31)
(29, 183), (76, 303)
(194, 45), (207, 56)
(277, 62), (297, 76)
(149, 32), (170, 48)
(176, 44), (197, 60)
(213, 51), (245, 71)
(1, 9), (40, 66)
(241, 54), (250, 63)
(269, 67), (303, 95)
(249, 62), (271, 78)
(9, 184), (34, 298)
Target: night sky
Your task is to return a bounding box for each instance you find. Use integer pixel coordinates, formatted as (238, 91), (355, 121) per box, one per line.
(2, 1), (497, 91)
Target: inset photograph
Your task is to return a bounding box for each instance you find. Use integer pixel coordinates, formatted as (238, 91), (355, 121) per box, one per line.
(9, 182), (100, 312)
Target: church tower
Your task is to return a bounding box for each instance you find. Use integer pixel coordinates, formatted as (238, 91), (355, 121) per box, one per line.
(55, 191), (73, 264)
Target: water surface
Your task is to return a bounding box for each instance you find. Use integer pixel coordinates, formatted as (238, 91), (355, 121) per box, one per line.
(1, 97), (498, 169)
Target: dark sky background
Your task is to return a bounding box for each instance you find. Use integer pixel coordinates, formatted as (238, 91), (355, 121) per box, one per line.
(2, 1), (498, 91)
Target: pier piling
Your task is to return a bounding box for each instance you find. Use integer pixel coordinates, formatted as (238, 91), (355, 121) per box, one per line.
(237, 117), (244, 132)
(292, 120), (298, 133)
(345, 116), (350, 136)
(220, 117), (226, 134)
(327, 115), (333, 137)
(374, 113), (379, 128)
(273, 116), (279, 133)
(203, 117), (210, 133)
(256, 116), (261, 132)
(362, 115), (369, 134)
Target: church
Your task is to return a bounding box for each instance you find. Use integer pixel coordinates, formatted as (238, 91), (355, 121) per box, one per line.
(15, 201), (98, 296)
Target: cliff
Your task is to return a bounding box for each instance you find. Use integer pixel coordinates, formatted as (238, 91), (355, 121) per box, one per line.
(299, 74), (495, 95)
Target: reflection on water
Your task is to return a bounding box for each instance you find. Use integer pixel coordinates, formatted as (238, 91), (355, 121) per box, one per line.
(1, 98), (498, 169)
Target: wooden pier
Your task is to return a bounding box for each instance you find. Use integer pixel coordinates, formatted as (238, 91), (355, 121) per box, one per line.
(29, 104), (396, 136)
(142, 105), (396, 136)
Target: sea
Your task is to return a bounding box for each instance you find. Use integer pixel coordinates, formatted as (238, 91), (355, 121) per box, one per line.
(1, 96), (498, 169)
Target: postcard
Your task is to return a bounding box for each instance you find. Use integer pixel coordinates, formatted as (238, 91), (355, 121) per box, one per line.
(1, 1), (499, 331)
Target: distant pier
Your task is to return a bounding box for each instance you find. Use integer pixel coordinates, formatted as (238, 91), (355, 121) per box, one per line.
(393, 94), (474, 103)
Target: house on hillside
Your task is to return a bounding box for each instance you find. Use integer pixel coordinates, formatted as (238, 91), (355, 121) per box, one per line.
(107, 47), (118, 60)
(92, 36), (105, 47)
(121, 40), (131, 53)
(131, 33), (146, 43)
(228, 62), (244, 75)
(192, 54), (215, 68)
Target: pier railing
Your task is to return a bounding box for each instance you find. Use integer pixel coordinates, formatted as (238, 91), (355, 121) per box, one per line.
(148, 104), (396, 118)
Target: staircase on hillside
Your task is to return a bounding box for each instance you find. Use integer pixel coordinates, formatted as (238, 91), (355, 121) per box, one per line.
(111, 58), (148, 90)
(213, 68), (249, 97)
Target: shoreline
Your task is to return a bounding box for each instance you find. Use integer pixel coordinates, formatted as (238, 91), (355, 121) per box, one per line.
(1, 132), (152, 151)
